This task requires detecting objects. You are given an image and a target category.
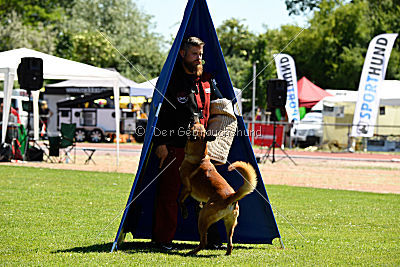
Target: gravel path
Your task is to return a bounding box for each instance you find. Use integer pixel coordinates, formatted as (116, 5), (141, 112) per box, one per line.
(3, 143), (400, 194)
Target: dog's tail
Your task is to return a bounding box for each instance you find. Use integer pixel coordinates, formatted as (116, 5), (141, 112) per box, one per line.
(226, 161), (257, 204)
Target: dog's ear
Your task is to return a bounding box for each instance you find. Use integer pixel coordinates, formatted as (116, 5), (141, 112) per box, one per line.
(205, 135), (216, 142)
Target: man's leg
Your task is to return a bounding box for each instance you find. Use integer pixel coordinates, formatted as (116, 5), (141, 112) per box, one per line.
(152, 147), (185, 244)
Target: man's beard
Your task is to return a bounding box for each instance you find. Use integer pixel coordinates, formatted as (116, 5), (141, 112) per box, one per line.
(183, 60), (203, 76)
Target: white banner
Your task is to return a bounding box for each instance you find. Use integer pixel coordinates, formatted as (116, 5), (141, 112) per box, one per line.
(351, 33), (398, 137)
(274, 54), (300, 129)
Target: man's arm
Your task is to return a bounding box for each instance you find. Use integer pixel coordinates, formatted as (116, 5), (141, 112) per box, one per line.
(155, 144), (168, 168)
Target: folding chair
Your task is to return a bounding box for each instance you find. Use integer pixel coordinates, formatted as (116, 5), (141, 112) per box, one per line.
(83, 148), (96, 165)
(59, 123), (76, 163)
(46, 123), (76, 163)
(47, 136), (61, 163)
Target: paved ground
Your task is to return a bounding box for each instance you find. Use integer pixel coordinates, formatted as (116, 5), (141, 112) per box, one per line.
(3, 142), (400, 194)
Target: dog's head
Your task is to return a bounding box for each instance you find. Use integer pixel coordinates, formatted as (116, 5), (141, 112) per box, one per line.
(184, 123), (216, 163)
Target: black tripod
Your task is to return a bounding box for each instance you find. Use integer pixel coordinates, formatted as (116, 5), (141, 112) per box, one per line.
(261, 120), (297, 165)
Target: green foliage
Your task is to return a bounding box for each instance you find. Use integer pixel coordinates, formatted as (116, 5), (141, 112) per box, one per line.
(1, 166), (399, 265)
(0, 12), (57, 53)
(218, 0), (399, 115)
(290, 0), (373, 89)
(362, 0), (400, 80)
(1, 0), (165, 82)
(217, 18), (256, 89)
(293, 0), (400, 88)
(68, 31), (119, 69)
(285, 0), (325, 15)
(1, 0), (399, 103)
(0, 0), (72, 26)
(56, 0), (165, 82)
(217, 19), (256, 60)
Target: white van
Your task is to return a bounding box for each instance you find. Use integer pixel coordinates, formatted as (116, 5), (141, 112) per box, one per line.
(0, 89), (29, 128)
(293, 112), (323, 147)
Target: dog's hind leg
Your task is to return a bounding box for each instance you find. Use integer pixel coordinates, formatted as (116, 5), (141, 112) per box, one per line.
(187, 206), (217, 255)
(223, 203), (239, 255)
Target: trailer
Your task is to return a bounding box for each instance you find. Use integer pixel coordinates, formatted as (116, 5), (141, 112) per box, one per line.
(56, 91), (146, 143)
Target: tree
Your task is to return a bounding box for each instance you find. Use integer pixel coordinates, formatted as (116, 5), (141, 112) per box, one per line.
(361, 0), (400, 80)
(217, 18), (256, 89)
(1, 0), (166, 83)
(283, 0), (400, 87)
(293, 0), (372, 89)
(0, 11), (57, 53)
(0, 0), (72, 26)
(56, 0), (165, 82)
(285, 0), (325, 15)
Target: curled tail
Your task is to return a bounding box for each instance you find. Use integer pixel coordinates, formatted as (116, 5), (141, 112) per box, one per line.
(227, 161), (257, 204)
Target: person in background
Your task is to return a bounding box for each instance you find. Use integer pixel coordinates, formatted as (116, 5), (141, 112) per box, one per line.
(0, 102), (20, 124)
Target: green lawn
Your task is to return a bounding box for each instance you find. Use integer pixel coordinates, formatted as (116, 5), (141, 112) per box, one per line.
(1, 165), (399, 266)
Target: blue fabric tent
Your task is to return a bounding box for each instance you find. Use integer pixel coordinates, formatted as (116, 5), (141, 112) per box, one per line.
(111, 0), (281, 252)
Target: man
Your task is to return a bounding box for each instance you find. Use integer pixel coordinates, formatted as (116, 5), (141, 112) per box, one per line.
(152, 37), (222, 250)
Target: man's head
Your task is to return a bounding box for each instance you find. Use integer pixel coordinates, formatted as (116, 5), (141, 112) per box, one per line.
(179, 37), (205, 76)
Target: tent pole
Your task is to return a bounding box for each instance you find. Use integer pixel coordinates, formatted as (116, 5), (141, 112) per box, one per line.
(32, 90), (40, 141)
(251, 62), (256, 147)
(113, 78), (120, 167)
(1, 69), (15, 144)
(111, 241), (117, 252)
(279, 238), (285, 249)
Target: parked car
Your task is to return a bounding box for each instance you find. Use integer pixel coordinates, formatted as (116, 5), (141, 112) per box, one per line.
(292, 112), (323, 147)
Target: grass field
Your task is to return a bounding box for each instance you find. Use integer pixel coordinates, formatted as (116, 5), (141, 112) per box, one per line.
(1, 165), (399, 266)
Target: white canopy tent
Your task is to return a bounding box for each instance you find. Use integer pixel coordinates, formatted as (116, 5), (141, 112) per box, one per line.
(0, 48), (122, 165)
(45, 75), (138, 88)
(45, 74), (154, 98)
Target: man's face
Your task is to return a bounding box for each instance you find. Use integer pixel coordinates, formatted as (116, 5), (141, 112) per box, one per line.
(181, 45), (203, 76)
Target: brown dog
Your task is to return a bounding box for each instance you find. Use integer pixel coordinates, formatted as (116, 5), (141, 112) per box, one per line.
(178, 129), (257, 255)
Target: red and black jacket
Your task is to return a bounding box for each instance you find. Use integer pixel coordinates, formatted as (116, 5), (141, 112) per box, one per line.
(154, 63), (217, 148)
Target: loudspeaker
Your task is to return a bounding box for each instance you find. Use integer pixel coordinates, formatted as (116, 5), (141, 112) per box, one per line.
(26, 147), (44, 162)
(267, 79), (287, 108)
(17, 57), (43, 90)
(0, 143), (12, 162)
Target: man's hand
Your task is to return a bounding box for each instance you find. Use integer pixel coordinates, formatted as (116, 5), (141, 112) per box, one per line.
(155, 145), (168, 168)
(192, 123), (206, 139)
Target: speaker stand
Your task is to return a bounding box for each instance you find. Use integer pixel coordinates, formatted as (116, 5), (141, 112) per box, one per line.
(23, 89), (33, 161)
(260, 121), (297, 165)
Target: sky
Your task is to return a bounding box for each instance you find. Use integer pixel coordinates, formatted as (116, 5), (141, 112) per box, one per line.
(135, 0), (308, 40)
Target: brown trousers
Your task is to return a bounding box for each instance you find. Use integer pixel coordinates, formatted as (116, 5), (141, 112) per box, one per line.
(152, 146), (185, 243)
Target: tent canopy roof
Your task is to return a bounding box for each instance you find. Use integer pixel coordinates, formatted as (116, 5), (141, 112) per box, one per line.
(297, 76), (332, 108)
(137, 77), (159, 89)
(0, 48), (118, 80)
(46, 75), (138, 88)
(45, 75), (154, 98)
